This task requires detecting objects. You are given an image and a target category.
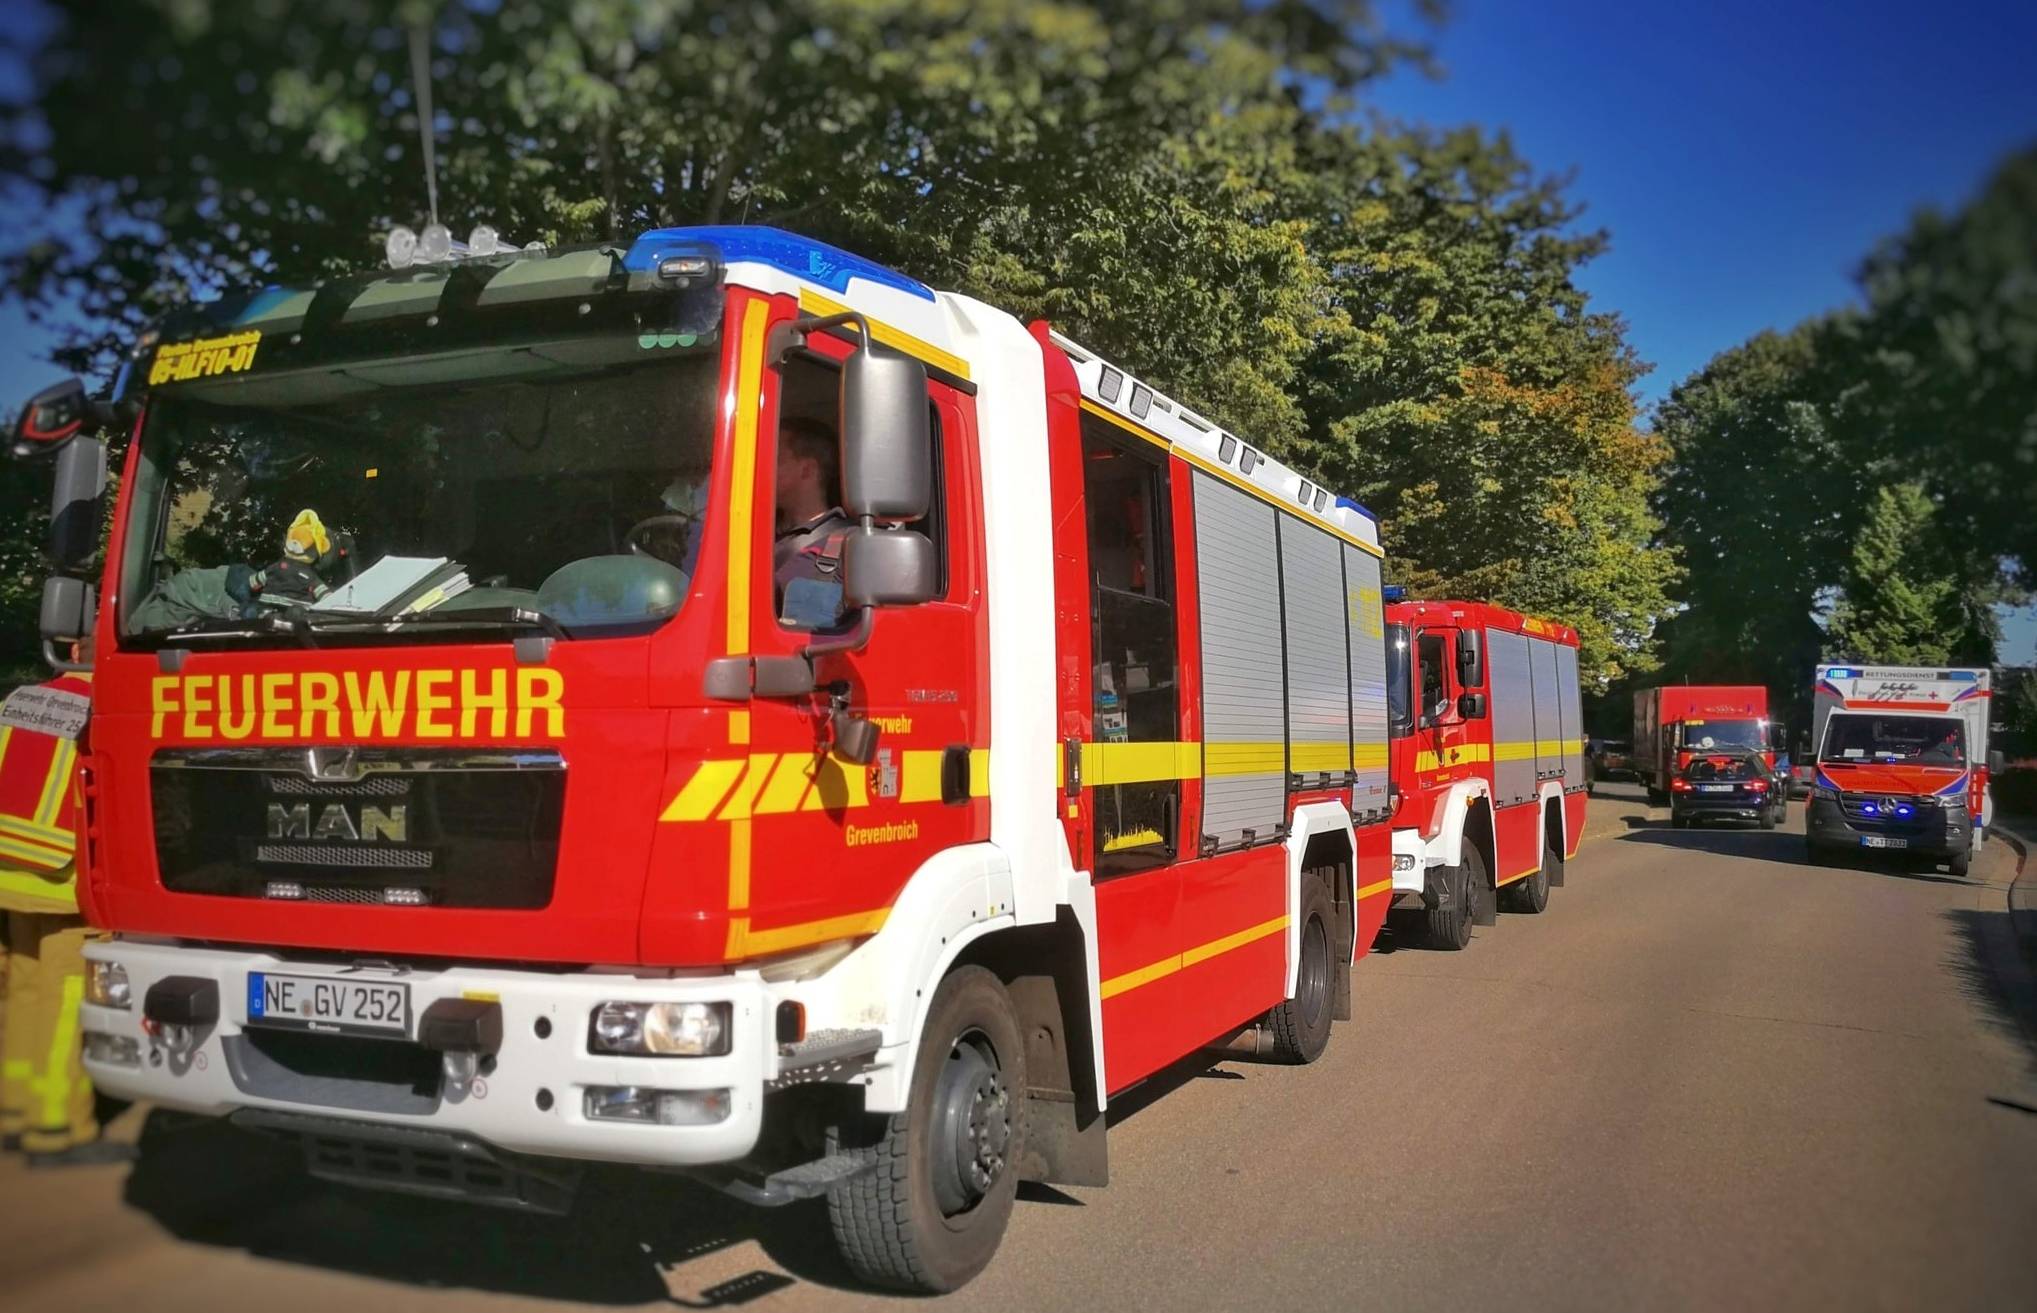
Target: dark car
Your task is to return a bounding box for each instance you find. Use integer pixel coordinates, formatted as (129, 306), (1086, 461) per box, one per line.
(1670, 751), (1783, 829)
(1589, 737), (1635, 782)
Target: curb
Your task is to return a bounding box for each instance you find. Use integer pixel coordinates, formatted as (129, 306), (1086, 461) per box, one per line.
(1997, 821), (2035, 968)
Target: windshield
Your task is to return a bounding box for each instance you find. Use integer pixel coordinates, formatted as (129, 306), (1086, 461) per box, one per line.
(1820, 714), (1966, 766)
(1386, 624), (1413, 737)
(1677, 718), (1765, 753)
(121, 352), (718, 644)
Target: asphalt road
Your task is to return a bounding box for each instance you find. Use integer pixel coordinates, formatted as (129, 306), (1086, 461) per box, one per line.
(6, 782), (2037, 1312)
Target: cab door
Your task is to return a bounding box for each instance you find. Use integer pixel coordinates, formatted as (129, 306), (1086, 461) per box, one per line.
(724, 306), (988, 960)
(1413, 626), (1472, 790)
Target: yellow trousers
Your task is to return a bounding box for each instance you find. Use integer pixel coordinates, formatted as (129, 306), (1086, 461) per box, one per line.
(0, 911), (98, 1152)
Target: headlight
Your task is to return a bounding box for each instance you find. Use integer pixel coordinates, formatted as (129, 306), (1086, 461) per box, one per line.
(588, 1001), (731, 1057)
(86, 960), (130, 1009)
(1810, 786), (1840, 803)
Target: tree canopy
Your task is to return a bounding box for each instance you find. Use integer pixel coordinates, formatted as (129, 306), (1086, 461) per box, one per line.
(1652, 145), (2036, 719)
(1, 0), (1676, 686)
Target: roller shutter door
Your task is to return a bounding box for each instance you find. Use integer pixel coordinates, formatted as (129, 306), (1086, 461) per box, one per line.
(1487, 627), (1537, 806)
(1531, 637), (1563, 782)
(1193, 473), (1286, 846)
(1281, 519), (1350, 783)
(1555, 641), (1584, 786)
(1344, 545), (1390, 819)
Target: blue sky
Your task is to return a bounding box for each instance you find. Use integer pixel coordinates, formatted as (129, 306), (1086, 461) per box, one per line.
(1, 1), (2032, 658)
(1368, 0), (2037, 661)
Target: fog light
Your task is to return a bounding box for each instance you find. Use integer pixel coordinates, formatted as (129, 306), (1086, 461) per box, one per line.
(82, 1031), (141, 1068)
(383, 887), (428, 906)
(583, 1085), (731, 1126)
(264, 880), (304, 900)
(1393, 853), (1417, 872)
(86, 960), (131, 1009)
(589, 1001), (731, 1057)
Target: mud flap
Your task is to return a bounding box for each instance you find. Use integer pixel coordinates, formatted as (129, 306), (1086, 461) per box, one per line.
(1472, 867), (1497, 927)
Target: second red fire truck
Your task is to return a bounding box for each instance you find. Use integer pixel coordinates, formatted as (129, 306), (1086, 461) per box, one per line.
(1632, 684), (1775, 803)
(1383, 598), (1589, 948)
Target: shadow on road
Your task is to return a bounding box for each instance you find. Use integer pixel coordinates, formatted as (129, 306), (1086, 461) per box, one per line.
(1615, 823), (1978, 885)
(120, 1111), (846, 1304)
(1943, 904), (2037, 1086)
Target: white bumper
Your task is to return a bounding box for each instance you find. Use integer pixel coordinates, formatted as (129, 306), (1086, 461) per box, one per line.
(80, 937), (778, 1168)
(1391, 827), (1429, 900)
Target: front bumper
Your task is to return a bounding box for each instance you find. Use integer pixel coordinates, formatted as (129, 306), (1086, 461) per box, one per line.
(80, 938), (774, 1168)
(1805, 796), (1971, 858)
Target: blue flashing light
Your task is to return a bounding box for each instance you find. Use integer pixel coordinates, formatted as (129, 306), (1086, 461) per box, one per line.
(1334, 495), (1379, 523)
(1894, 804), (1914, 819)
(1382, 585), (1407, 602)
(1862, 803), (1879, 816)
(1824, 667), (1859, 679)
(623, 226), (935, 302)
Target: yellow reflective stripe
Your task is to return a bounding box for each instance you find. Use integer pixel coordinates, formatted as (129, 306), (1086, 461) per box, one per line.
(798, 289), (971, 382)
(1180, 913), (1287, 969)
(754, 753), (819, 816)
(1290, 741), (1350, 773)
(1536, 739), (1568, 758)
(1354, 744), (1389, 769)
(1356, 878), (1394, 899)
(0, 813), (75, 846)
(1087, 741), (1202, 786)
(900, 750), (945, 804)
(714, 753), (779, 822)
(1079, 399), (1169, 452)
(39, 973), (84, 1129)
(1496, 864), (1539, 887)
(968, 748), (991, 798)
(1205, 742), (1284, 777)
(1493, 742), (1536, 762)
(659, 759), (746, 823)
(0, 835), (71, 876)
(0, 863), (76, 907)
(729, 907), (889, 959)
(34, 741), (76, 828)
(1102, 913), (1291, 1000)
(726, 710), (750, 744)
(725, 300), (769, 656)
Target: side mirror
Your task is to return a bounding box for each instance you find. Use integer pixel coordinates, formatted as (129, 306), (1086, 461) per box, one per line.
(47, 435), (108, 572)
(1458, 691), (1487, 720)
(1454, 629), (1484, 688)
(11, 378), (93, 456)
(839, 345), (931, 522)
(842, 526), (936, 607)
(40, 575), (95, 646)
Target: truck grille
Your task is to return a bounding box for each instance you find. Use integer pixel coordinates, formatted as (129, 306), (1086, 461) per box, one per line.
(151, 747), (564, 910)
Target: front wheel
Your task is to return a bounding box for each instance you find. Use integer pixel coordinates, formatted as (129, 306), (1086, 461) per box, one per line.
(1949, 847), (1972, 878)
(1422, 857), (1474, 951)
(828, 966), (1027, 1293)
(1266, 877), (1337, 1063)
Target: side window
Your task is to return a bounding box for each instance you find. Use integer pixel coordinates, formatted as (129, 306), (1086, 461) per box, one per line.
(1081, 416), (1178, 872)
(1386, 623), (1414, 738)
(770, 352), (947, 630)
(1416, 632), (1451, 725)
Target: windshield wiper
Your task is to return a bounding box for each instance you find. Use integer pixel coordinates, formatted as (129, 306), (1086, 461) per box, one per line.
(288, 606), (569, 641)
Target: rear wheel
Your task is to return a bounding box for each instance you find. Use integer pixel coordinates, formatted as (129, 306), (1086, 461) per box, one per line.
(1758, 805), (1777, 831)
(1422, 857), (1474, 951)
(1267, 877), (1336, 1063)
(828, 966), (1026, 1293)
(1502, 850), (1550, 914)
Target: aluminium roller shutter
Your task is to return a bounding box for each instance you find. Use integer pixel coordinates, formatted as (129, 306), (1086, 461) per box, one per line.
(1193, 472), (1286, 846)
(1280, 519), (1351, 784)
(1344, 544), (1390, 819)
(1487, 627), (1537, 806)
(1531, 636), (1563, 782)
(1555, 641), (1584, 786)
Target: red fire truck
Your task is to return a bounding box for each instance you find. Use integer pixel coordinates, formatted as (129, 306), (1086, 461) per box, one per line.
(1382, 598), (1589, 948)
(1632, 684), (1774, 803)
(10, 226), (1397, 1291)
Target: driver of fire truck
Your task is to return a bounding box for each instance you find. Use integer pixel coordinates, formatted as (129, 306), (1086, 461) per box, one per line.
(773, 416), (853, 630)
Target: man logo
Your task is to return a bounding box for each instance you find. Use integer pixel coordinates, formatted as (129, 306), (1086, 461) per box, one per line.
(266, 802), (409, 844)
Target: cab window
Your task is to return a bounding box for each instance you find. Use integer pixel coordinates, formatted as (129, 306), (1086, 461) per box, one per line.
(1416, 632), (1452, 725)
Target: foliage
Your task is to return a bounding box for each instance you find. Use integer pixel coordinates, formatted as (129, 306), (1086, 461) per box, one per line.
(0, 0), (1680, 686)
(1653, 146), (2037, 709)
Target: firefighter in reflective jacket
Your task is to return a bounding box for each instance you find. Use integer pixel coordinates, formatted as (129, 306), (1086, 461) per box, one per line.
(0, 672), (124, 1164)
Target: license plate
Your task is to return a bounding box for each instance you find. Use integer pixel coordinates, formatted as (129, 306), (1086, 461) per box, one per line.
(1860, 835), (1909, 850)
(1698, 784), (1733, 793)
(248, 972), (410, 1037)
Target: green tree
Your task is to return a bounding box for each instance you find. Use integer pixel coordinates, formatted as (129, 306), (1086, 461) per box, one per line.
(1823, 482), (1961, 664)
(0, 1), (1681, 685)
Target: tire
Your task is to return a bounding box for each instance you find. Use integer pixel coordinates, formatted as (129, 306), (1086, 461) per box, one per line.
(1949, 848), (1972, 878)
(828, 966), (1027, 1293)
(1758, 807), (1776, 831)
(1422, 855), (1474, 951)
(1267, 877), (1336, 1063)
(1502, 847), (1551, 915)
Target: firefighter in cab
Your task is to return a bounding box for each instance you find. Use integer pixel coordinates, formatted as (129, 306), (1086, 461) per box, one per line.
(0, 670), (128, 1165)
